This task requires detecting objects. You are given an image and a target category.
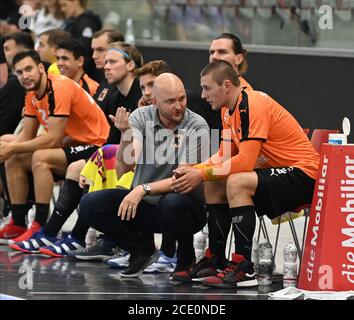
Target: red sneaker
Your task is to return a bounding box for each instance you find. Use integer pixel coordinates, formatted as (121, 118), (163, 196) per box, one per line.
(172, 248), (222, 283)
(0, 218), (27, 244)
(202, 253), (258, 289)
(8, 221), (41, 245)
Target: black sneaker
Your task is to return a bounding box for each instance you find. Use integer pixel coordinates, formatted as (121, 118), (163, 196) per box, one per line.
(70, 238), (116, 261)
(172, 248), (223, 283)
(120, 250), (159, 278)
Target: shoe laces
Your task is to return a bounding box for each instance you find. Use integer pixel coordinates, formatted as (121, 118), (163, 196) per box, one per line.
(218, 261), (239, 277)
(55, 233), (70, 246)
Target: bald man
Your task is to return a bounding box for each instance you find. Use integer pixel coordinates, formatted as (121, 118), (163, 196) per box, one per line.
(78, 73), (210, 278)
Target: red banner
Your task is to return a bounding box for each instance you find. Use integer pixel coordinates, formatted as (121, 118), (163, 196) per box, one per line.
(298, 144), (354, 291)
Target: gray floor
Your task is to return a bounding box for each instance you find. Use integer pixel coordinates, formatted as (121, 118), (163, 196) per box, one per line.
(0, 207), (305, 300)
(0, 246), (285, 300)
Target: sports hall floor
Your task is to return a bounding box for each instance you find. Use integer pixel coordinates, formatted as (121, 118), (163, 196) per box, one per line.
(0, 208), (299, 301)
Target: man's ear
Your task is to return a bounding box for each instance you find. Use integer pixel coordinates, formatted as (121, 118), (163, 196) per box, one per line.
(77, 56), (84, 68)
(151, 97), (157, 105)
(127, 60), (136, 72)
(235, 53), (244, 67)
(38, 62), (46, 73)
(223, 79), (232, 91)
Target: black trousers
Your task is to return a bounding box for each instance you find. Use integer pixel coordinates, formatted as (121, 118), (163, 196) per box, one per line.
(79, 188), (206, 265)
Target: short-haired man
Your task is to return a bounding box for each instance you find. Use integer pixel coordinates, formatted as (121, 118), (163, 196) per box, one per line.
(184, 33), (255, 272)
(171, 60), (319, 288)
(7, 43), (143, 255)
(56, 38), (98, 96)
(78, 73), (210, 277)
(0, 50), (109, 244)
(36, 29), (72, 75)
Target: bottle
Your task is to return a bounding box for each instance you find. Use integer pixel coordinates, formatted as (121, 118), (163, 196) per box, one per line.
(194, 226), (208, 261)
(125, 18), (135, 44)
(152, 18), (161, 41)
(283, 242), (298, 288)
(257, 241), (273, 285)
(251, 239), (259, 275)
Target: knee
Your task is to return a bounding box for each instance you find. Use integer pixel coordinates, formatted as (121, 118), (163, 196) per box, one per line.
(204, 180), (227, 203)
(159, 193), (183, 215)
(226, 173), (251, 200)
(66, 159), (86, 180)
(31, 150), (50, 171)
(4, 153), (21, 170)
(1, 134), (16, 143)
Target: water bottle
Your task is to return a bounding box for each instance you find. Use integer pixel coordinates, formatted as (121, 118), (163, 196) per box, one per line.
(125, 18), (135, 44)
(283, 242), (298, 287)
(257, 241), (273, 285)
(152, 18), (161, 41)
(251, 239), (259, 275)
(194, 225), (208, 261)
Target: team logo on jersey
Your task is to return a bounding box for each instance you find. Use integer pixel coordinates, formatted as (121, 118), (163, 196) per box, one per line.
(98, 88), (108, 101)
(239, 106), (248, 114)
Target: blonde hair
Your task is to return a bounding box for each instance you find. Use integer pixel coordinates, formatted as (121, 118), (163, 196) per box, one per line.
(109, 42), (143, 69)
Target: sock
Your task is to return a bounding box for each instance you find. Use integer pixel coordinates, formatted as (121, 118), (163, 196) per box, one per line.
(3, 198), (11, 217)
(44, 179), (83, 236)
(230, 206), (256, 261)
(160, 233), (176, 258)
(34, 203), (50, 226)
(11, 204), (31, 227)
(206, 204), (231, 260)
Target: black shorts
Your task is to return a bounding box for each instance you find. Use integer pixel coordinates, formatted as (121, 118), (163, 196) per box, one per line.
(253, 167), (316, 219)
(52, 145), (99, 181)
(62, 145), (99, 165)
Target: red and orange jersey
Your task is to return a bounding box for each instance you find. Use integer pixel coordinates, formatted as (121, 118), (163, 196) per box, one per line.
(200, 90), (319, 180)
(24, 74), (109, 146)
(79, 73), (99, 97)
(239, 76), (253, 91)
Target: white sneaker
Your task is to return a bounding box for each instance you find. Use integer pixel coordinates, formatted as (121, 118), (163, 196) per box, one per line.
(105, 249), (130, 269)
(144, 250), (177, 273)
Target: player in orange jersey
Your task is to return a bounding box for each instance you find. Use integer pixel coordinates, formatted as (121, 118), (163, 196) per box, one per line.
(171, 60), (319, 288)
(56, 38), (98, 96)
(0, 50), (109, 244)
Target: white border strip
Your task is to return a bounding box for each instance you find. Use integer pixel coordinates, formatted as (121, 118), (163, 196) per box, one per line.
(0, 293), (24, 300)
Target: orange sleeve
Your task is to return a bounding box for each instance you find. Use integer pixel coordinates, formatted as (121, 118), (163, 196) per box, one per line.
(199, 140), (262, 181)
(194, 129), (238, 170)
(23, 94), (36, 117)
(50, 80), (73, 117)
